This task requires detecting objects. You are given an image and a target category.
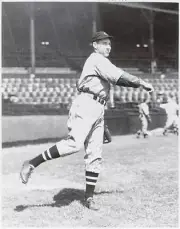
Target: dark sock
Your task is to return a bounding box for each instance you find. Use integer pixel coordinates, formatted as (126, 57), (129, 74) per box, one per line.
(29, 145), (60, 168)
(85, 171), (99, 199)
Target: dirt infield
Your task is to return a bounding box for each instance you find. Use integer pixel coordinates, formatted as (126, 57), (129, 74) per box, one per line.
(2, 134), (179, 227)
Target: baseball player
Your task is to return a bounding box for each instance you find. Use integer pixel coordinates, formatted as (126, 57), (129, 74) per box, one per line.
(136, 98), (152, 138)
(20, 31), (154, 210)
(157, 94), (179, 135)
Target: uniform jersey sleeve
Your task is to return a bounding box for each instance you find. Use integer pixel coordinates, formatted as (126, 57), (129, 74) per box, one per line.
(94, 54), (124, 84)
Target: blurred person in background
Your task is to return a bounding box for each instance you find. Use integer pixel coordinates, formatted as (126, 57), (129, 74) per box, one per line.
(157, 93), (179, 135)
(136, 98), (152, 138)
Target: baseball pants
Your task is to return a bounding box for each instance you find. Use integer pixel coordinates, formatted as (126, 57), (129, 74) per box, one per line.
(56, 93), (105, 173)
(140, 116), (148, 134)
(165, 115), (178, 129)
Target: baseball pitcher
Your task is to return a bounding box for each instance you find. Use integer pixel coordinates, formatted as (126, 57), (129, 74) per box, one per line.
(20, 31), (154, 210)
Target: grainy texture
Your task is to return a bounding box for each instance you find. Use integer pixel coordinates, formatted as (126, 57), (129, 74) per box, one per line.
(2, 134), (178, 227)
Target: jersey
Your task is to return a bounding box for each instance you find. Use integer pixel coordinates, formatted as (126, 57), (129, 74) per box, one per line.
(160, 99), (178, 117)
(77, 52), (124, 100)
(160, 99), (179, 128)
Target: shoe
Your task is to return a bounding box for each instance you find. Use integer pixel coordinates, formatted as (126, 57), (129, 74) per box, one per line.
(163, 130), (168, 136)
(173, 127), (178, 135)
(84, 197), (100, 211)
(20, 160), (34, 184)
(136, 134), (140, 139)
(136, 131), (141, 138)
(143, 133), (148, 138)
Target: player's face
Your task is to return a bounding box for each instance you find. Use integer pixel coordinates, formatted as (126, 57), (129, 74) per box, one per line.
(94, 38), (111, 57)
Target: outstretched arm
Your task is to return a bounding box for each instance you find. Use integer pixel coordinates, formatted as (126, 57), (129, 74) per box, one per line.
(116, 72), (154, 92)
(94, 54), (154, 92)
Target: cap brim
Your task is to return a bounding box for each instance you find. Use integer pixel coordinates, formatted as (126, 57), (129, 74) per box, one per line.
(92, 36), (113, 42)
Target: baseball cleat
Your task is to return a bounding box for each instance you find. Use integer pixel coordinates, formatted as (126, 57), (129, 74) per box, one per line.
(136, 131), (141, 138)
(175, 130), (178, 135)
(143, 133), (149, 138)
(136, 134), (140, 139)
(84, 197), (100, 211)
(163, 130), (168, 136)
(20, 160), (34, 184)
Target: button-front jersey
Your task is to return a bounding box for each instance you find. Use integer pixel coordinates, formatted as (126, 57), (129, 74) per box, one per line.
(77, 52), (124, 99)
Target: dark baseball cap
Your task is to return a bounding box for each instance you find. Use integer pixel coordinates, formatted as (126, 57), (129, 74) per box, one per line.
(92, 31), (113, 42)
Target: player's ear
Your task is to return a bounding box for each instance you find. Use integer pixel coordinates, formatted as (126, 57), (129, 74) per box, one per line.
(92, 41), (98, 50)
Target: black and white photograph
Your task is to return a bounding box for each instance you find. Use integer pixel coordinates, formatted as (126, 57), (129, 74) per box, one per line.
(1, 1), (179, 227)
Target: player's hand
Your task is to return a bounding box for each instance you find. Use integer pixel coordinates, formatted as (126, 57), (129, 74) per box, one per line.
(141, 81), (154, 92)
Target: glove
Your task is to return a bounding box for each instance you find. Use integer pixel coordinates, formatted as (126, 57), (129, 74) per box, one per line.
(103, 125), (112, 144)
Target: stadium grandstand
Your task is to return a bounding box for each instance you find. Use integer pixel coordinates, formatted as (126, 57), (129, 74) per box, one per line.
(2, 2), (179, 116)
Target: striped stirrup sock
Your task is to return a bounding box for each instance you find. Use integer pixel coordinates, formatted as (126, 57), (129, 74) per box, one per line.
(29, 145), (60, 168)
(85, 171), (99, 199)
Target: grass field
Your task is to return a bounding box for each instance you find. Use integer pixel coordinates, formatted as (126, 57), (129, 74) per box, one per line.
(1, 133), (179, 227)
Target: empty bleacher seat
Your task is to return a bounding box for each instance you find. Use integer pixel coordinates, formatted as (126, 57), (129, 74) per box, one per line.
(59, 78), (65, 85)
(125, 91), (133, 102)
(2, 74), (177, 108)
(151, 92), (157, 102)
(119, 91), (126, 103)
(132, 91), (139, 103)
(34, 78), (41, 83)
(114, 86), (121, 101)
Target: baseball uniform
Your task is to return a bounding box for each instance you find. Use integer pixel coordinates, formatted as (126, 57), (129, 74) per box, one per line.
(160, 98), (179, 130)
(56, 52), (124, 173)
(137, 102), (151, 137)
(20, 31), (154, 210)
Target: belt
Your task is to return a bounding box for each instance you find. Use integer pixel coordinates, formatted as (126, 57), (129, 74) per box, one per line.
(79, 92), (107, 106)
(92, 94), (107, 106)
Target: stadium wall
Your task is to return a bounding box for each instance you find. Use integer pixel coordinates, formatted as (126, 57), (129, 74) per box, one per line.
(2, 112), (166, 143)
(2, 115), (68, 143)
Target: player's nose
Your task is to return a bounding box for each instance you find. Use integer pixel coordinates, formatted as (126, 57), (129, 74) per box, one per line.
(107, 46), (111, 52)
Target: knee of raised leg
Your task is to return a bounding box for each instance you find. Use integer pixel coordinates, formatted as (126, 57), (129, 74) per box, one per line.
(67, 136), (83, 152)
(73, 141), (82, 152)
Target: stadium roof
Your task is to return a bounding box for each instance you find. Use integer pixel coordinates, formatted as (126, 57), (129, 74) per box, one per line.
(109, 2), (179, 15)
